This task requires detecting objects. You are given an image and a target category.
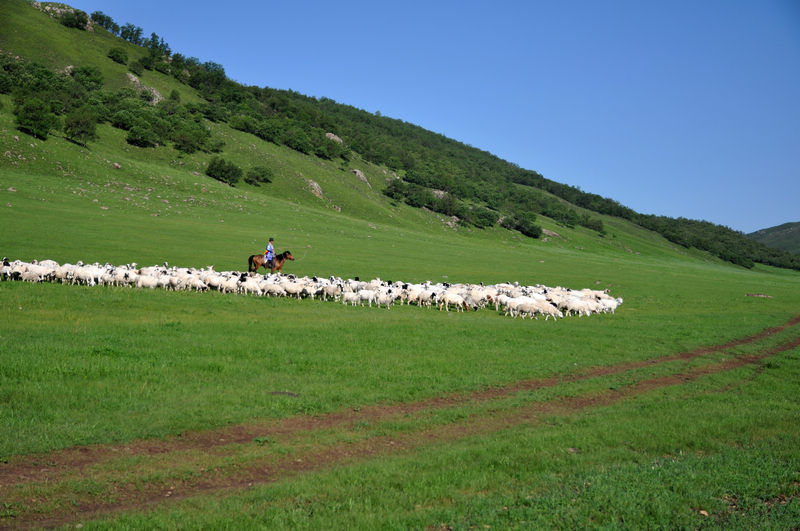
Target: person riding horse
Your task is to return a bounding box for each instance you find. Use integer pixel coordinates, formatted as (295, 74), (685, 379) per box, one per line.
(264, 237), (275, 269)
(248, 249), (294, 274)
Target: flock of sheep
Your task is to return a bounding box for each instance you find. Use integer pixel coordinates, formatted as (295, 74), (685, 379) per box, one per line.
(2, 258), (623, 320)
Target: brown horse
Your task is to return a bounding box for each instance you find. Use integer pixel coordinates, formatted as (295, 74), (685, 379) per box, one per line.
(248, 250), (295, 274)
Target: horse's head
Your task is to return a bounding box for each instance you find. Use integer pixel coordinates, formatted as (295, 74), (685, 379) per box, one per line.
(284, 251), (295, 261)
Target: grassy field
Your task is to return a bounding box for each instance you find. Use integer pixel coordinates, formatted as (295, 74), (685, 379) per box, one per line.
(2, 144), (799, 526)
(2, 5), (800, 525)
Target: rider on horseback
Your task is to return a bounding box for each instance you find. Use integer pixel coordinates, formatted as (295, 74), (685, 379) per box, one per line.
(264, 238), (275, 268)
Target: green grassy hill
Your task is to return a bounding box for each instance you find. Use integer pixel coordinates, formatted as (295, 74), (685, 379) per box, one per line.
(2, 0), (798, 272)
(2, 2), (800, 528)
(748, 222), (800, 256)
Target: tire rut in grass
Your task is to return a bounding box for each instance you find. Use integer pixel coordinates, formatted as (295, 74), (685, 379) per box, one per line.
(2, 316), (799, 529)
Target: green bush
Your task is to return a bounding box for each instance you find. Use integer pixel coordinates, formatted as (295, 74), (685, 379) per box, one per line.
(582, 217), (606, 235)
(71, 66), (103, 92)
(515, 215), (543, 238)
(64, 105), (98, 146)
(245, 165), (274, 186)
(128, 60), (144, 76)
(469, 206), (498, 229)
(171, 119), (211, 154)
(206, 156), (242, 186)
(60, 10), (89, 30)
(14, 97), (59, 140)
(110, 110), (136, 130)
(107, 47), (128, 65)
(154, 61), (171, 75)
(126, 125), (158, 147)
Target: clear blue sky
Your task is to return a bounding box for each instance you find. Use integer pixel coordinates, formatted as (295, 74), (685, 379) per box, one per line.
(67, 0), (800, 233)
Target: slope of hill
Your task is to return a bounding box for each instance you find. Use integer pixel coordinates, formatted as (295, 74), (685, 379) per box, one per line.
(748, 222), (800, 256)
(2, 0), (799, 271)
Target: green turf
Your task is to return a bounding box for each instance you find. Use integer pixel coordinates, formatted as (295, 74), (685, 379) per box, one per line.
(1, 4), (799, 526)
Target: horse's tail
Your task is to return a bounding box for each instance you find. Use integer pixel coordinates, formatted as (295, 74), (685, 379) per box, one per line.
(248, 255), (256, 272)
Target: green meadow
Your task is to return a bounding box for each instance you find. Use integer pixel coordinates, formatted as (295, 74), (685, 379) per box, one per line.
(2, 122), (799, 526)
(1, 4), (800, 525)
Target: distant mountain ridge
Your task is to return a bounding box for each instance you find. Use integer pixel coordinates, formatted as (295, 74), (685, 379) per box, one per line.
(748, 222), (800, 255)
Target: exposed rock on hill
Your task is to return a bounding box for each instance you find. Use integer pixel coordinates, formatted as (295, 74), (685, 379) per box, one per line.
(32, 2), (95, 31)
(126, 73), (163, 104)
(351, 169), (370, 188)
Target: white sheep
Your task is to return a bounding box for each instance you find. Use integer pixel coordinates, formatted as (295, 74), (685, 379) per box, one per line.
(4, 258), (622, 321)
(439, 292), (468, 312)
(357, 289), (377, 307)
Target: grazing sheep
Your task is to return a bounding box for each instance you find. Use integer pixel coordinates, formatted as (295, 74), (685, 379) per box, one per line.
(341, 291), (360, 306)
(357, 289), (377, 307)
(439, 292), (468, 312)
(4, 257), (622, 320)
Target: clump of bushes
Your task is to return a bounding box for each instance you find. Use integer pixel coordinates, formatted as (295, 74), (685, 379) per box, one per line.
(206, 157), (242, 186)
(60, 10), (89, 30)
(107, 47), (128, 65)
(245, 165), (274, 186)
(13, 97), (60, 140)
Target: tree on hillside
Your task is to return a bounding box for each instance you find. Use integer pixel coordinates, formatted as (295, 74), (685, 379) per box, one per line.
(14, 97), (59, 140)
(60, 10), (89, 30)
(145, 32), (171, 58)
(120, 23), (144, 45)
(171, 118), (211, 154)
(90, 11), (118, 33)
(128, 59), (144, 76)
(64, 105), (98, 147)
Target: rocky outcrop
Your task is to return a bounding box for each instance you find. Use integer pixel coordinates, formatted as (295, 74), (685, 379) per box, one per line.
(32, 2), (95, 31)
(126, 73), (164, 104)
(306, 179), (323, 198)
(351, 169), (370, 188)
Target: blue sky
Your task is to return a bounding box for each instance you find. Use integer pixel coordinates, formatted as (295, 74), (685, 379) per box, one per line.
(67, 0), (800, 233)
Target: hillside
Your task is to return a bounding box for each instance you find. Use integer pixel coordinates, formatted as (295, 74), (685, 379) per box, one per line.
(748, 222), (800, 256)
(2, 0), (799, 272)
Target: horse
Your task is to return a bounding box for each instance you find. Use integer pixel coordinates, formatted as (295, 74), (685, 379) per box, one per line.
(248, 250), (295, 274)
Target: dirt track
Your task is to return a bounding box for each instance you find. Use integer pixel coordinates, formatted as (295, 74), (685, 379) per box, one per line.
(2, 314), (799, 529)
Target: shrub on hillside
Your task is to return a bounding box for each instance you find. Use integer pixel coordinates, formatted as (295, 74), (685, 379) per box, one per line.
(64, 105), (98, 146)
(60, 10), (89, 30)
(582, 216), (606, 235)
(206, 157), (242, 186)
(110, 110), (136, 130)
(245, 165), (274, 186)
(107, 47), (128, 65)
(154, 61), (171, 75)
(514, 215), (543, 238)
(171, 119), (211, 154)
(71, 66), (103, 92)
(284, 127), (313, 154)
(14, 97), (59, 140)
(469, 206), (498, 228)
(501, 213), (542, 238)
(138, 55), (155, 71)
(128, 60), (144, 76)
(126, 125), (158, 147)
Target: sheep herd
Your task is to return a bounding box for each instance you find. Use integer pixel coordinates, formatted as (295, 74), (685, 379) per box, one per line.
(2, 258), (623, 320)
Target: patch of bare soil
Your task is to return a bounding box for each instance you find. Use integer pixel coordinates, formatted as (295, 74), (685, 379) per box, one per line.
(2, 315), (799, 529)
